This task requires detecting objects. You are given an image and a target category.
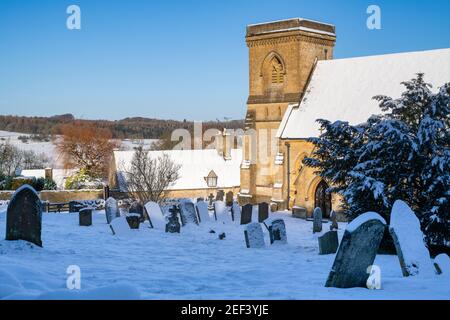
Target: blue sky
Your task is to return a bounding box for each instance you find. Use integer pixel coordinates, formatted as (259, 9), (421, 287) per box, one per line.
(0, 0), (449, 121)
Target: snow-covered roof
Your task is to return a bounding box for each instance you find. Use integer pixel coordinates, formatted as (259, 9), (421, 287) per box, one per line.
(20, 169), (76, 190)
(277, 48), (450, 139)
(114, 149), (242, 191)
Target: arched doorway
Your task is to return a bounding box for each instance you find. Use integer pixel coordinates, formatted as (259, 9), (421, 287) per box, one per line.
(314, 180), (332, 218)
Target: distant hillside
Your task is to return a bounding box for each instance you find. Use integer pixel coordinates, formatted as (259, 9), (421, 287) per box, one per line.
(0, 114), (245, 139)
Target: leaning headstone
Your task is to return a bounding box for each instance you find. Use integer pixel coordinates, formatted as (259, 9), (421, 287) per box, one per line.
(215, 190), (225, 201)
(195, 200), (210, 223)
(244, 223), (265, 248)
(258, 202), (269, 223)
(231, 201), (241, 223)
(225, 191), (234, 207)
(433, 254), (450, 275)
(263, 218), (287, 245)
(126, 213), (140, 229)
(110, 216), (133, 237)
(166, 206), (181, 233)
(179, 201), (199, 226)
(325, 212), (386, 288)
(389, 200), (435, 277)
(6, 185), (42, 247)
(79, 208), (92, 227)
(313, 207), (323, 233)
(144, 201), (166, 230)
(241, 204), (253, 225)
(105, 197), (120, 224)
(330, 210), (339, 231)
(318, 231), (339, 255)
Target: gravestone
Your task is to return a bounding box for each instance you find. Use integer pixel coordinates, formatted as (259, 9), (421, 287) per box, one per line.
(6, 185), (42, 247)
(207, 193), (215, 209)
(129, 201), (144, 221)
(325, 212), (386, 288)
(225, 191), (234, 207)
(179, 201), (199, 226)
(79, 208), (92, 226)
(318, 231), (339, 255)
(244, 223), (265, 248)
(166, 206), (181, 233)
(105, 197), (120, 224)
(144, 201), (166, 230)
(292, 206), (307, 219)
(330, 210), (339, 231)
(434, 254), (450, 275)
(241, 204), (253, 225)
(110, 216), (133, 237)
(389, 200), (435, 277)
(126, 214), (140, 229)
(258, 202), (269, 223)
(196, 197), (204, 203)
(195, 200), (210, 223)
(231, 201), (241, 223)
(215, 190), (224, 202)
(264, 218), (287, 245)
(214, 200), (230, 222)
(313, 207), (323, 233)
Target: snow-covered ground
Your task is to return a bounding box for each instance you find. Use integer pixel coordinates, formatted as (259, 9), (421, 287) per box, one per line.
(0, 208), (449, 300)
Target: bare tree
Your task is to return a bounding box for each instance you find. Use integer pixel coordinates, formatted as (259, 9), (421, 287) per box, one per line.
(120, 147), (181, 204)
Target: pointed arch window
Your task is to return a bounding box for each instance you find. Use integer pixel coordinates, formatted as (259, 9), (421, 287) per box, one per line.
(271, 56), (284, 84)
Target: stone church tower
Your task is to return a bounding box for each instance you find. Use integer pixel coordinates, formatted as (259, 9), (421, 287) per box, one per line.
(239, 18), (336, 208)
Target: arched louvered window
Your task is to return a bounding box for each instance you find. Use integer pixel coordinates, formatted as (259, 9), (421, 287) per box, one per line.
(271, 56), (284, 84)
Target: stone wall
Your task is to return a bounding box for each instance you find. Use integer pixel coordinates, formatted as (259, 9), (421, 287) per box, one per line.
(0, 190), (104, 202)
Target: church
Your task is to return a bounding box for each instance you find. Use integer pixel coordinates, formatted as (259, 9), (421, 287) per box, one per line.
(238, 18), (450, 218)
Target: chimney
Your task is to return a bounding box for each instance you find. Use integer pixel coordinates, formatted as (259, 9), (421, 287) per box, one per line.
(45, 167), (53, 181)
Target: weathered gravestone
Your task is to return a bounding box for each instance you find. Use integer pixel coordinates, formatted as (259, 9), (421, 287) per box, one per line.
(129, 201), (144, 221)
(110, 216), (133, 237)
(126, 213), (141, 229)
(179, 201), (199, 226)
(313, 207), (323, 233)
(433, 254), (450, 275)
(214, 200), (231, 223)
(318, 231), (339, 255)
(216, 190), (225, 202)
(144, 201), (166, 230)
(79, 208), (92, 227)
(263, 218), (287, 245)
(389, 200), (435, 277)
(325, 212), (386, 288)
(166, 206), (181, 233)
(225, 191), (234, 207)
(195, 200), (210, 223)
(231, 201), (241, 223)
(244, 223), (265, 248)
(6, 185), (42, 247)
(258, 202), (269, 223)
(241, 204), (252, 225)
(292, 206), (307, 219)
(330, 210), (339, 231)
(207, 193), (215, 209)
(105, 197), (120, 224)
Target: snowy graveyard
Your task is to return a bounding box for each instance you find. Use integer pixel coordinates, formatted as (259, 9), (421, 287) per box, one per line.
(0, 196), (449, 300)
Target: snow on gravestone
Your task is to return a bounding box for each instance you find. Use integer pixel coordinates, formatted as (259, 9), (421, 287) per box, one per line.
(231, 201), (241, 223)
(214, 201), (231, 223)
(325, 212), (386, 288)
(105, 197), (120, 224)
(110, 216), (133, 237)
(144, 201), (166, 230)
(179, 201), (199, 226)
(434, 254), (450, 275)
(6, 185), (42, 247)
(313, 207), (323, 233)
(195, 201), (210, 223)
(244, 223), (265, 248)
(240, 204), (252, 225)
(263, 218), (287, 245)
(389, 200), (435, 277)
